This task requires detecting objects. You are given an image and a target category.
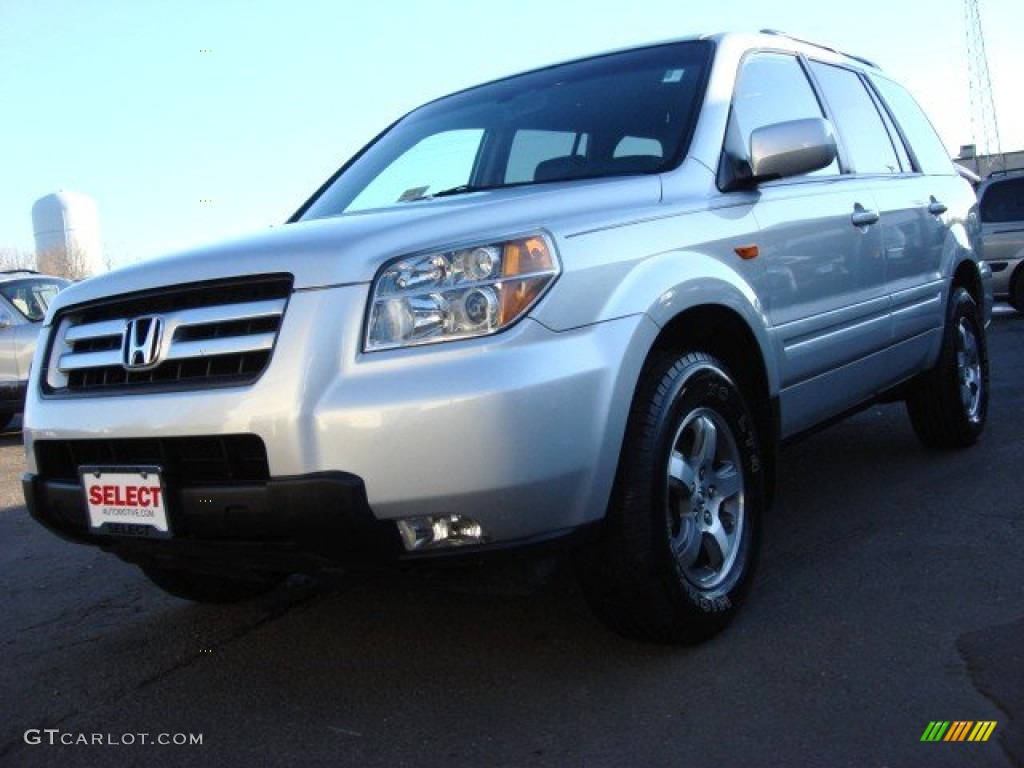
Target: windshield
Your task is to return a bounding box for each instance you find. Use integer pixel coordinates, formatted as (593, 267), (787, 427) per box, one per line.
(1, 277), (70, 321)
(296, 41), (712, 221)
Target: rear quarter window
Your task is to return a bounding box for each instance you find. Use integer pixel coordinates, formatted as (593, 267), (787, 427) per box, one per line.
(869, 74), (954, 176)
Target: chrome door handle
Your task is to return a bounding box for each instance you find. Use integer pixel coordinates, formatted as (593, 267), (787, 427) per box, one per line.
(851, 207), (880, 227)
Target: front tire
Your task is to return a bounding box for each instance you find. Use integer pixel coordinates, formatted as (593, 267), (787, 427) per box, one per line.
(576, 350), (764, 645)
(141, 565), (283, 604)
(906, 286), (988, 449)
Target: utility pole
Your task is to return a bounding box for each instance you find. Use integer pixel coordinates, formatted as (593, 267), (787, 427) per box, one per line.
(964, 0), (1004, 174)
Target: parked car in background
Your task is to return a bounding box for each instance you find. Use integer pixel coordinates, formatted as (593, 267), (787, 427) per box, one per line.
(977, 168), (1024, 312)
(0, 271), (70, 429)
(22, 31), (991, 644)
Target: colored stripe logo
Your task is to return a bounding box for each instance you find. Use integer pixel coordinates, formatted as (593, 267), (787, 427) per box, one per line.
(921, 721), (997, 742)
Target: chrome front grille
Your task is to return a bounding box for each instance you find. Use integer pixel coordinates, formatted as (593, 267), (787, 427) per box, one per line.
(45, 275), (293, 394)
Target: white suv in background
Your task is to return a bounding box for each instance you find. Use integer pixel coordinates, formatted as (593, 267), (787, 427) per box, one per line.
(977, 169), (1024, 312)
(23, 32), (991, 644)
(0, 271), (69, 430)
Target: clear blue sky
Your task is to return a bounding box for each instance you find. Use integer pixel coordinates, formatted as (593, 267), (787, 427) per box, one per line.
(1, 0), (1021, 268)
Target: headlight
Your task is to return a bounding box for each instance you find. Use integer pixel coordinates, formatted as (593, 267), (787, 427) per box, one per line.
(365, 233), (560, 351)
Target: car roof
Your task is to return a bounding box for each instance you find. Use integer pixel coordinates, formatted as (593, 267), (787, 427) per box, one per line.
(548, 30), (879, 69)
(706, 30), (880, 69)
(416, 30), (880, 113)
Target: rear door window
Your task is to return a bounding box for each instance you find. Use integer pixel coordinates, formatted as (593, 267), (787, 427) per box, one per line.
(809, 61), (902, 175)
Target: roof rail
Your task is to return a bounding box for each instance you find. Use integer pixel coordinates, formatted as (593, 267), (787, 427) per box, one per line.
(0, 269), (39, 275)
(758, 29), (881, 70)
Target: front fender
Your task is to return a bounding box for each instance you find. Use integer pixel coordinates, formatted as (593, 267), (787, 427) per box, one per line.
(536, 245), (778, 395)
(643, 254), (779, 395)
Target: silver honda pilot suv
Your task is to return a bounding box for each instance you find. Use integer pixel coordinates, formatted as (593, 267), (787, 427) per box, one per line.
(23, 31), (991, 644)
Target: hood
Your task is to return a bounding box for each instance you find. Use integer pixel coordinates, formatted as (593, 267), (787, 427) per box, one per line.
(47, 175), (663, 317)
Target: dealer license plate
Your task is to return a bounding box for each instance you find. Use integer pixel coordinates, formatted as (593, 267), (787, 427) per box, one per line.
(81, 466), (170, 538)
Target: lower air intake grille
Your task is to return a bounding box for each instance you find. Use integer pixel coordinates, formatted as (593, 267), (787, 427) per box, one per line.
(35, 435), (270, 485)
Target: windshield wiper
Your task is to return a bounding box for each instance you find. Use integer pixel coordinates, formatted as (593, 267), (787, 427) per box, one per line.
(429, 183), (495, 198)
(400, 181), (529, 202)
(431, 181), (536, 198)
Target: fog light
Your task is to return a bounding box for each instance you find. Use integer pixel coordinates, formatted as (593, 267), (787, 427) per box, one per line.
(396, 515), (486, 551)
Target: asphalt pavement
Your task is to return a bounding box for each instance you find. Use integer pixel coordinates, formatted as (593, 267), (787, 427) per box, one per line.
(1, 308), (1021, 768)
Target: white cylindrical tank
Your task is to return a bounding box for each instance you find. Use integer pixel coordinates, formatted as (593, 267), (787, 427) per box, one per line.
(31, 190), (104, 278)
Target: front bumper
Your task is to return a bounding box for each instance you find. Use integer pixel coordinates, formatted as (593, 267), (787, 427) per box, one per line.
(23, 467), (594, 575)
(24, 285), (659, 555)
(23, 470), (405, 573)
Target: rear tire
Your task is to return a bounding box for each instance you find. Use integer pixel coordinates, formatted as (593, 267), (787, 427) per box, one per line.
(575, 350), (764, 645)
(141, 565), (283, 604)
(906, 286), (988, 449)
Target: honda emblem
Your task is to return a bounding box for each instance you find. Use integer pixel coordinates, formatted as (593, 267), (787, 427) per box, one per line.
(123, 315), (165, 370)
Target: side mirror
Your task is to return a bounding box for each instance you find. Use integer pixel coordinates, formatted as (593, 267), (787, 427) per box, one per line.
(719, 117), (838, 191)
(749, 117), (837, 180)
(0, 310), (12, 329)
